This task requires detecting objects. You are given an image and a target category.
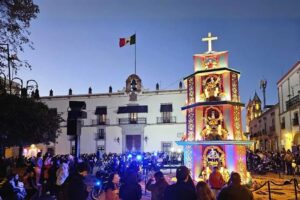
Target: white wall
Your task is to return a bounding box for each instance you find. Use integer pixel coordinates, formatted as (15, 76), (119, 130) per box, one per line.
(144, 123), (185, 152)
(278, 62), (300, 113)
(41, 89), (187, 154)
(278, 62), (300, 150)
(106, 126), (122, 153)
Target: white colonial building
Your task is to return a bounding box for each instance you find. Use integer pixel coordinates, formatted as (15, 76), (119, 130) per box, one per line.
(41, 74), (186, 155)
(278, 61), (300, 150)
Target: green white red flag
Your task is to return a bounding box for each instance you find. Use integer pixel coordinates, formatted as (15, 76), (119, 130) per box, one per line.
(119, 34), (136, 47)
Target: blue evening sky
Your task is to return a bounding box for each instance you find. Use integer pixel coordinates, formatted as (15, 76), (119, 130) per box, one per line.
(18, 0), (300, 106)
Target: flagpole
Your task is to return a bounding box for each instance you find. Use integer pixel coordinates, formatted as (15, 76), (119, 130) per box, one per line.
(134, 32), (136, 74)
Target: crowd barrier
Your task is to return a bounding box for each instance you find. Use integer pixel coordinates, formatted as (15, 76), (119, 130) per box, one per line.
(251, 178), (300, 200)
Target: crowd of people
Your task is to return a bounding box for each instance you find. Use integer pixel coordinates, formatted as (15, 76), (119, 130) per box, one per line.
(146, 165), (253, 200)
(246, 148), (300, 175)
(6, 147), (300, 199)
(0, 151), (183, 200)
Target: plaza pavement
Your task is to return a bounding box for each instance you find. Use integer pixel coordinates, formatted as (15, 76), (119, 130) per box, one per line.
(13, 167), (300, 200)
(140, 172), (300, 200)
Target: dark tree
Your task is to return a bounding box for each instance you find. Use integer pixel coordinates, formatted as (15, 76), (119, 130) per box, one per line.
(0, 0), (39, 72)
(0, 94), (62, 151)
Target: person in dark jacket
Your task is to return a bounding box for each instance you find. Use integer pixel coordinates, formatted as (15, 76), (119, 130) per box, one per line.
(217, 172), (253, 200)
(119, 171), (142, 200)
(164, 166), (197, 200)
(68, 162), (89, 200)
(146, 171), (169, 200)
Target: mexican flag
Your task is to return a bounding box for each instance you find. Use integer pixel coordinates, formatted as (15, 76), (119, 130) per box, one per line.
(119, 34), (136, 47)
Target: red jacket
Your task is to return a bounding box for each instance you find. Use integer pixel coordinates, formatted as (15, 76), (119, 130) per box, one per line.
(209, 171), (225, 189)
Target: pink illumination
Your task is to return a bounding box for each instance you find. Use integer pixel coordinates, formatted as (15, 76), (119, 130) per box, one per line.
(177, 35), (252, 184)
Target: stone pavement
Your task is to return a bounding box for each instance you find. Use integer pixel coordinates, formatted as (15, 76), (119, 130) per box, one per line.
(32, 174), (300, 200)
(18, 169), (300, 200)
(142, 172), (300, 200)
(251, 173), (300, 200)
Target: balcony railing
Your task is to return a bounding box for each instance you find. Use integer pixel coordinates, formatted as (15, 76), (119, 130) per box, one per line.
(293, 118), (299, 126)
(91, 119), (110, 126)
(118, 117), (147, 125)
(157, 116), (176, 124)
(286, 95), (300, 110)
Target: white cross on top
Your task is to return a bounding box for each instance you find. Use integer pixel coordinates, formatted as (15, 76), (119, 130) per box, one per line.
(202, 32), (218, 53)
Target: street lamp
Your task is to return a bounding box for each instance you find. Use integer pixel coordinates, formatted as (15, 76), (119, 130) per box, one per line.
(0, 43), (11, 94)
(10, 77), (39, 99)
(11, 77), (23, 96)
(0, 72), (7, 94)
(26, 79), (39, 99)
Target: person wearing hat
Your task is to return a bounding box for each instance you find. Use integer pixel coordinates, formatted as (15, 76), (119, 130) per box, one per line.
(164, 166), (197, 200)
(146, 171), (169, 200)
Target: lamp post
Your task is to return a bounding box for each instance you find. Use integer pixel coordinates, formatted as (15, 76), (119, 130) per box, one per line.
(11, 77), (23, 96)
(10, 77), (39, 99)
(0, 43), (11, 94)
(26, 79), (39, 99)
(0, 72), (7, 94)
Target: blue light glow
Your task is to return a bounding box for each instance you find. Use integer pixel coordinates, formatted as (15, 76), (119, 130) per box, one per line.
(96, 181), (101, 186)
(136, 155), (142, 160)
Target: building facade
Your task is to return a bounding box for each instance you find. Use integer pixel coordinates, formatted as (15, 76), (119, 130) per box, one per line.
(248, 103), (280, 151)
(41, 74), (186, 155)
(246, 92), (262, 133)
(278, 61), (300, 151)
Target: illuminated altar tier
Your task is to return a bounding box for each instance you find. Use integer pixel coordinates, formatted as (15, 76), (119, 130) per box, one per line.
(176, 140), (253, 183)
(184, 63), (241, 103)
(193, 51), (229, 71)
(182, 101), (245, 140)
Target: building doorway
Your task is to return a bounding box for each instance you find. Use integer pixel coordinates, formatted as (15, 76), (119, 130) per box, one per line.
(126, 135), (141, 152)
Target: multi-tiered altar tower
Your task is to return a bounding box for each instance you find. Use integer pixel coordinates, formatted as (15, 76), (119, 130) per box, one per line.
(177, 33), (252, 183)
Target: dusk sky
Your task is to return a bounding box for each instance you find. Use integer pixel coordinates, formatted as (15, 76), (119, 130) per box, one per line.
(18, 0), (300, 106)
